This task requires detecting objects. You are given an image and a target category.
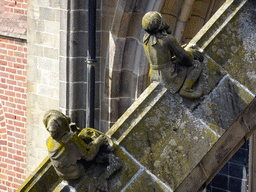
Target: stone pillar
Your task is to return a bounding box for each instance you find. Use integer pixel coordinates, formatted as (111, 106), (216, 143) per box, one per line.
(59, 0), (102, 129)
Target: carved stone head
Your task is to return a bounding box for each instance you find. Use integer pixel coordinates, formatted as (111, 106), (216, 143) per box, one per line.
(142, 11), (170, 34)
(43, 110), (71, 139)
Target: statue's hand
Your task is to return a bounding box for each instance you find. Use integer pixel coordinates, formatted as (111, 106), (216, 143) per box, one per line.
(184, 44), (204, 62)
(94, 135), (107, 145)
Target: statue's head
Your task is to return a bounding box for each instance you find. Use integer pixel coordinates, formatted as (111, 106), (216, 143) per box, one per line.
(142, 11), (170, 34)
(43, 110), (71, 139)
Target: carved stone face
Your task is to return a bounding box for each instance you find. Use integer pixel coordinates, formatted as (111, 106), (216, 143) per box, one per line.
(46, 116), (68, 140)
(46, 117), (60, 138)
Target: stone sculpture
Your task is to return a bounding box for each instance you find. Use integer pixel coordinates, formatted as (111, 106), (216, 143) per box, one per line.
(142, 11), (204, 99)
(43, 110), (121, 191)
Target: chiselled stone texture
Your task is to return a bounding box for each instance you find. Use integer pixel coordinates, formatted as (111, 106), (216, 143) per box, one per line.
(104, 0), (164, 129)
(18, 76), (256, 191)
(203, 1), (256, 95)
(26, 0), (60, 176)
(108, 78), (253, 190)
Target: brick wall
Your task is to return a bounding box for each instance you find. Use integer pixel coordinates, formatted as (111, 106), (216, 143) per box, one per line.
(0, 36), (27, 192)
(0, 0), (27, 38)
(0, 0), (27, 191)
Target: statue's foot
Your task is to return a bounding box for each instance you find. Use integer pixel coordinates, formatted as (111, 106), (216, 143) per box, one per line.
(179, 89), (203, 99)
(95, 176), (108, 192)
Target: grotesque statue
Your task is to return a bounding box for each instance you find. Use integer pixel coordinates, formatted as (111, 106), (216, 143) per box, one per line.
(142, 11), (204, 99)
(43, 110), (121, 191)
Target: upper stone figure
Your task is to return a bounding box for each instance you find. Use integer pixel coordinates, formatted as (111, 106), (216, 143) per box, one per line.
(43, 110), (121, 191)
(142, 11), (204, 99)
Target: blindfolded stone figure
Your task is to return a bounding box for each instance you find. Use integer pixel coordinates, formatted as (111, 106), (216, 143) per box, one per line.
(142, 11), (204, 99)
(43, 110), (121, 191)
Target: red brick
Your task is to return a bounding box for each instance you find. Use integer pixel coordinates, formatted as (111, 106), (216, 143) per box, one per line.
(21, 3), (27, 9)
(14, 75), (25, 82)
(0, 60), (7, 66)
(7, 62), (13, 67)
(17, 47), (22, 52)
(0, 128), (6, 133)
(1, 122), (6, 128)
(7, 50), (13, 56)
(9, 85), (13, 90)
(0, 151), (7, 157)
(7, 108), (14, 113)
(0, 162), (7, 169)
(22, 94), (26, 99)
(6, 67), (16, 74)
(0, 140), (7, 145)
(0, 66), (6, 71)
(14, 52), (24, 58)
(0, 72), (8, 78)
(16, 69), (22, 75)
(13, 132), (24, 139)
(14, 9), (24, 14)
(5, 102), (16, 108)
(8, 176), (13, 182)
(7, 147), (15, 154)
(5, 1), (16, 7)
(0, 173), (7, 180)
(13, 64), (24, 70)
(14, 98), (24, 105)
(14, 121), (24, 128)
(6, 44), (17, 50)
(16, 2), (22, 8)
(0, 184), (7, 190)
(13, 155), (24, 162)
(5, 56), (16, 62)
(0, 48), (7, 55)
(5, 181), (10, 187)
(5, 170), (15, 176)
(16, 173), (21, 179)
(4, 90), (15, 97)
(0, 43), (6, 48)
(9, 74), (14, 79)
(13, 167), (24, 174)
(0, 94), (8, 101)
(8, 97), (13, 102)
(16, 92), (21, 98)
(5, 113), (15, 120)
(2, 133), (7, 139)
(6, 79), (16, 85)
(15, 116), (21, 121)
(16, 58), (21, 63)
(12, 183), (20, 189)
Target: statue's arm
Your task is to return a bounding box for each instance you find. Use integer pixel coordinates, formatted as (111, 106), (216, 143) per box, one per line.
(83, 135), (106, 161)
(166, 36), (193, 66)
(73, 133), (106, 161)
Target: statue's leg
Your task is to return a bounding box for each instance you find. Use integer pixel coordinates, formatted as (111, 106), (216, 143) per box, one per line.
(179, 61), (203, 99)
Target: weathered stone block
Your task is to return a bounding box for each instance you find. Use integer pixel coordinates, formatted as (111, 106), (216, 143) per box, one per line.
(124, 170), (171, 192)
(39, 7), (59, 21)
(44, 46), (58, 60)
(44, 20), (60, 34)
(69, 31), (88, 57)
(193, 75), (254, 133)
(111, 8), (131, 37)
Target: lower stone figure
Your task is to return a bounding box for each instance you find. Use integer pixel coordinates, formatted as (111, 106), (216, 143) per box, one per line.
(142, 11), (204, 99)
(43, 110), (122, 191)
